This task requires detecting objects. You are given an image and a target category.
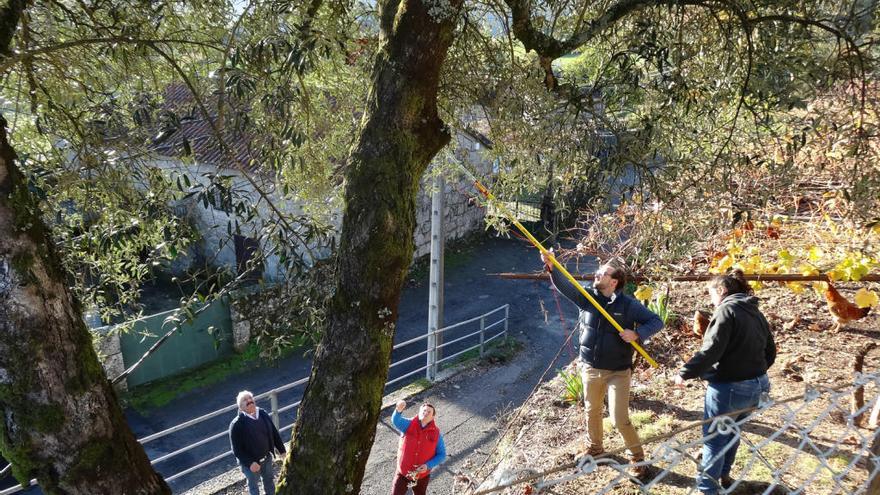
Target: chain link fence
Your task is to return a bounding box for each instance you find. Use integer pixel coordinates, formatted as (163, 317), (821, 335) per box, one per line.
(460, 372), (880, 495)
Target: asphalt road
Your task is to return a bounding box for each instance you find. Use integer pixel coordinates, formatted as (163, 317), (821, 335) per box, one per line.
(120, 233), (591, 493)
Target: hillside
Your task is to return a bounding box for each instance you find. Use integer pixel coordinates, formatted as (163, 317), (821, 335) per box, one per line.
(457, 220), (880, 494)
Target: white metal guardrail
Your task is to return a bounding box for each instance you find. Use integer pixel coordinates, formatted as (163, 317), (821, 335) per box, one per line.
(0, 304), (509, 494)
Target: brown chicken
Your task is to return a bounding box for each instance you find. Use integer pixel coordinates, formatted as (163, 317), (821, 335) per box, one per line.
(824, 281), (871, 332)
(693, 310), (711, 337)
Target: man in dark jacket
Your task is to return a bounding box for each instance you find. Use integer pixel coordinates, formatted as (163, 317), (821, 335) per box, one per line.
(229, 390), (286, 495)
(542, 251), (663, 478)
(676, 271), (776, 494)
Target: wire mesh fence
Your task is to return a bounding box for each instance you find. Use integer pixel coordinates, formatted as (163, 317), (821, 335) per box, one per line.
(462, 372), (880, 495)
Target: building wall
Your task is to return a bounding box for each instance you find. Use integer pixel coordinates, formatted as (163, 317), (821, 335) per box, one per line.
(155, 129), (491, 277)
(412, 132), (491, 259)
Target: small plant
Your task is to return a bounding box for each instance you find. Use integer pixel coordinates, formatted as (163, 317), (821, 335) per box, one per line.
(558, 368), (584, 405)
(648, 291), (675, 326)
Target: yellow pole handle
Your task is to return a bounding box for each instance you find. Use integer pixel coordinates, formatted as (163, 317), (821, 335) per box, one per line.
(472, 180), (659, 368)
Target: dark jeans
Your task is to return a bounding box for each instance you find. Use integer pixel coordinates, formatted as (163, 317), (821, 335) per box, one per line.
(390, 472), (430, 495)
(240, 456), (275, 495)
(699, 374), (770, 494)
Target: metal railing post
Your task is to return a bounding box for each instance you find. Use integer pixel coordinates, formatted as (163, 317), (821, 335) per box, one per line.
(504, 304), (509, 338)
(479, 316), (485, 358)
(270, 391), (280, 429)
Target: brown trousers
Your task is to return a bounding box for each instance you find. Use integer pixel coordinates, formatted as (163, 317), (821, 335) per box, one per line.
(390, 472), (430, 495)
(580, 362), (644, 459)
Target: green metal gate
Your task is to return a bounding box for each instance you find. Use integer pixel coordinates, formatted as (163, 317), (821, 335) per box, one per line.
(119, 298), (234, 388)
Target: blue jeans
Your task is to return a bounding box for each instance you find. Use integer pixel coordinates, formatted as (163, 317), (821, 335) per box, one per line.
(699, 374), (770, 494)
(240, 456), (275, 495)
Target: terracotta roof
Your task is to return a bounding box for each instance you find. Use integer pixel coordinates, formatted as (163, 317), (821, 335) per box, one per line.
(150, 84), (261, 174)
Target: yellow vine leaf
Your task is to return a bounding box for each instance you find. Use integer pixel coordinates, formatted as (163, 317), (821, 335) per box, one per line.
(749, 281), (763, 291)
(808, 246), (824, 262)
(634, 285), (654, 302)
(854, 288), (879, 308)
(711, 255), (735, 274)
(786, 282), (805, 294)
(726, 242), (742, 257)
(800, 264), (820, 277)
(848, 264), (869, 281)
(827, 268), (846, 282)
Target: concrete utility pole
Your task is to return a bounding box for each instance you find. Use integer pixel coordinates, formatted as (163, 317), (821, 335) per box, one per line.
(427, 176), (445, 381)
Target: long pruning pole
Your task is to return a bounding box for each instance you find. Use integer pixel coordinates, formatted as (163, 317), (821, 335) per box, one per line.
(463, 171), (658, 368)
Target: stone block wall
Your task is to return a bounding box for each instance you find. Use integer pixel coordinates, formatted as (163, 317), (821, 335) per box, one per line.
(412, 179), (486, 259)
(412, 132), (491, 259)
(95, 330), (127, 392)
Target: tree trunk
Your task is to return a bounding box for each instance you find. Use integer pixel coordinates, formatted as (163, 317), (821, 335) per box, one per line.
(276, 0), (461, 493)
(0, 115), (171, 494)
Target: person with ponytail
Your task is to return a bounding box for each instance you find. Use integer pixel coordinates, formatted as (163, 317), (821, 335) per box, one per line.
(675, 269), (777, 494)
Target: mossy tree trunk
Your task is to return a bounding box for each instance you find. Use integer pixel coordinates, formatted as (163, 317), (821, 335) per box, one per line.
(276, 0), (462, 493)
(0, 115), (171, 494)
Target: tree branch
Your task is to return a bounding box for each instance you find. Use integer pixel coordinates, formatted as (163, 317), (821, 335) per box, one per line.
(0, 36), (222, 74)
(144, 41), (319, 260)
(505, 0), (716, 60)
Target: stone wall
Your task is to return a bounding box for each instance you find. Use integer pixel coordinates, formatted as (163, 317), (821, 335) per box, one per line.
(412, 132), (491, 259)
(412, 178), (486, 259)
(95, 330), (127, 392)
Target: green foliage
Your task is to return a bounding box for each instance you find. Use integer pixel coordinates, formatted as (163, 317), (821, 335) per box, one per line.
(648, 292), (675, 326)
(439, 335), (523, 370)
(0, 0), (878, 488)
(484, 336), (524, 364)
(558, 368), (584, 405)
(230, 259), (334, 358)
(123, 340), (304, 412)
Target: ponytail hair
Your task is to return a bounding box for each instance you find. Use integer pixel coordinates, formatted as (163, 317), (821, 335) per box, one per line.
(708, 269), (752, 297)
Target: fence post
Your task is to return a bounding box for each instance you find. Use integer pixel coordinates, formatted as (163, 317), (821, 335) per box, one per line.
(479, 316), (485, 358)
(504, 304), (509, 338)
(270, 391), (279, 429)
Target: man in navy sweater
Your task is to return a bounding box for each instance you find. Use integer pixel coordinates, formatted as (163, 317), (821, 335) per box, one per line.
(542, 250), (663, 480)
(229, 390), (286, 495)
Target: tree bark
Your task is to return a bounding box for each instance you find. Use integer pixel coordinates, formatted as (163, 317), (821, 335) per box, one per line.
(0, 115), (170, 494)
(276, 0), (461, 493)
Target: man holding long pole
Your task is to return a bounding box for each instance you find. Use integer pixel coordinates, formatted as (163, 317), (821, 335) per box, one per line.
(542, 250), (663, 480)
